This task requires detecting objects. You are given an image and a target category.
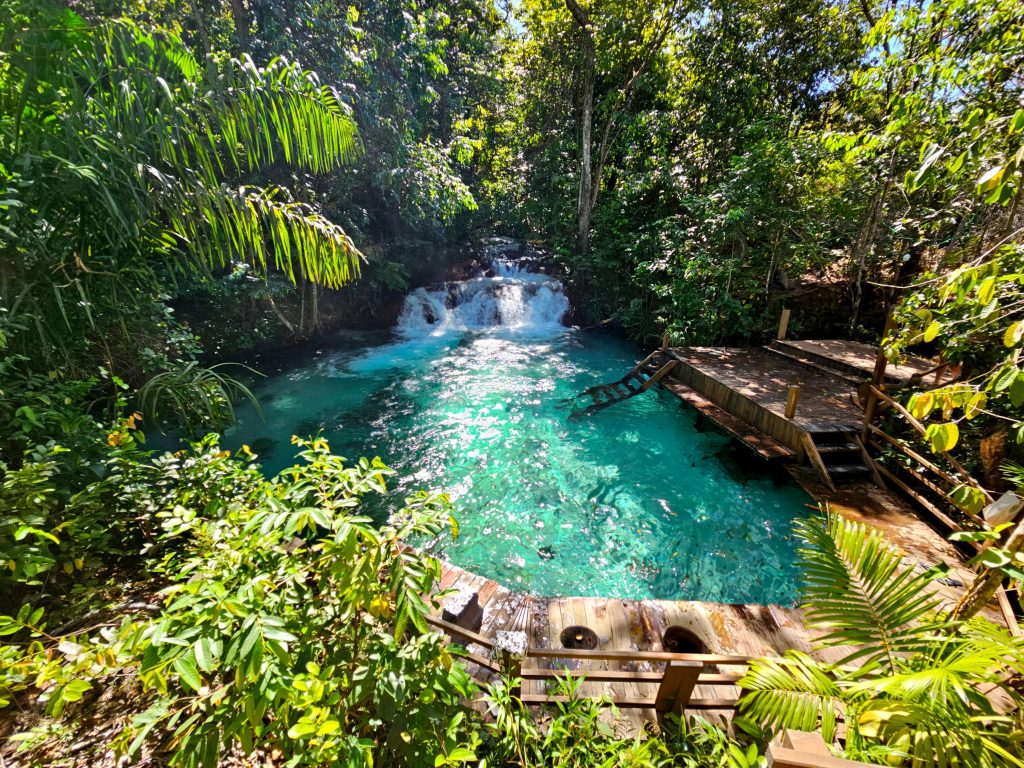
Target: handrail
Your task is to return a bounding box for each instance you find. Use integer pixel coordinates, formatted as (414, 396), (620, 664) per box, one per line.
(862, 387), (1020, 636)
(868, 385), (992, 503)
(425, 614), (495, 649)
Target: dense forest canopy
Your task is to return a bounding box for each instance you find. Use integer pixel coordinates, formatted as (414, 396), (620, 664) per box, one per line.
(2, 0), (1024, 765)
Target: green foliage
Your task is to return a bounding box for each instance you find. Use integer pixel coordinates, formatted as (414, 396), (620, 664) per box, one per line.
(136, 362), (261, 435)
(483, 674), (765, 767)
(740, 512), (1024, 767)
(1, 0), (362, 378)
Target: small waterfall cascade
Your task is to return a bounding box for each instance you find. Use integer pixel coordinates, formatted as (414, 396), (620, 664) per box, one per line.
(396, 239), (569, 334)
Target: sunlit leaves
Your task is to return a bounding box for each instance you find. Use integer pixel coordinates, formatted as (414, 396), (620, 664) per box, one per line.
(0, 9), (364, 364)
(740, 513), (1024, 766)
(925, 421), (959, 453)
(121, 436), (472, 766)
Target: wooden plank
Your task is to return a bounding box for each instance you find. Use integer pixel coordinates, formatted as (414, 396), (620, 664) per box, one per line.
(785, 385), (801, 419)
(641, 359), (678, 391)
(801, 433), (837, 494)
(661, 379), (795, 460)
(520, 693), (657, 709)
(519, 669), (742, 684)
(867, 425), (961, 486)
(426, 615), (495, 649)
(851, 433), (887, 490)
(526, 648), (751, 664)
(873, 462), (964, 534)
(767, 743), (883, 768)
(777, 308), (791, 340)
(765, 345), (864, 386)
(868, 386), (992, 503)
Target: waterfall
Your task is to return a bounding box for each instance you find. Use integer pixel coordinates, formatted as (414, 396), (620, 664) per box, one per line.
(396, 240), (569, 334)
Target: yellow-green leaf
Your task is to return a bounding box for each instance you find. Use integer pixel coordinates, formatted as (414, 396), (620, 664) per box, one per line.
(964, 392), (986, 419)
(923, 321), (940, 343)
(978, 275), (996, 304)
(950, 484), (986, 515)
(926, 422), (959, 454)
(978, 165), (1005, 193)
(908, 392), (935, 420)
(1004, 321), (1024, 348)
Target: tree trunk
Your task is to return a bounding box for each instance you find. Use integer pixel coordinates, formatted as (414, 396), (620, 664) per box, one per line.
(564, 0), (595, 256)
(228, 0), (251, 51)
(577, 42), (595, 255)
(951, 516), (1024, 622)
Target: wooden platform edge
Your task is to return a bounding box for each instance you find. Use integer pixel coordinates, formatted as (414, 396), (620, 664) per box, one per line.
(659, 378), (795, 461)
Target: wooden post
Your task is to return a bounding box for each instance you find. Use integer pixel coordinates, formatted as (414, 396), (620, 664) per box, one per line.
(662, 330), (670, 350)
(861, 313), (893, 444)
(654, 660), (701, 716)
(777, 308), (791, 340)
(785, 385), (801, 420)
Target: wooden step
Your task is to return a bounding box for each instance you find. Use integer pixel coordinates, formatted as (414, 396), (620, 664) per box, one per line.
(659, 379), (795, 461)
(816, 442), (859, 454)
(828, 464), (874, 480)
(764, 343), (864, 386)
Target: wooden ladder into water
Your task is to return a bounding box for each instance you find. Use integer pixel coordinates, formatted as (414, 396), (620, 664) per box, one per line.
(568, 351), (678, 416)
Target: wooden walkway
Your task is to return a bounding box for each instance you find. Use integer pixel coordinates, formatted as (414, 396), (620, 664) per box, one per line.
(657, 340), (947, 490)
(660, 377), (794, 460)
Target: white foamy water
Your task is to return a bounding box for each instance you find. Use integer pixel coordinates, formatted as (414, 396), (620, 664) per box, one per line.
(396, 243), (569, 335)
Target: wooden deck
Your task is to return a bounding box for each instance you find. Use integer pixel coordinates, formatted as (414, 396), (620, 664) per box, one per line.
(666, 346), (864, 436)
(660, 378), (794, 460)
(657, 340), (948, 488)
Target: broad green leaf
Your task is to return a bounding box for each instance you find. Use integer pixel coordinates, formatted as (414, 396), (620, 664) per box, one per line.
(923, 321), (940, 343)
(287, 720), (317, 739)
(971, 548), (1011, 570)
(964, 392), (986, 419)
(949, 484), (986, 515)
(1011, 373), (1024, 408)
(978, 165), (1005, 193)
(925, 421), (958, 453)
(446, 747), (477, 763)
(978, 275), (996, 304)
(173, 651), (203, 692)
(1010, 109), (1024, 134)
(193, 637), (219, 673)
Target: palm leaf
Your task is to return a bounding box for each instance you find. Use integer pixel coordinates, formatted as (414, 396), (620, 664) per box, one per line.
(738, 650), (844, 744)
(796, 513), (945, 670)
(857, 699), (1024, 768)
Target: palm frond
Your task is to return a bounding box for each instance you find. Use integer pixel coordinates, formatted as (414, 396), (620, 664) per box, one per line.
(796, 513), (945, 670)
(164, 180), (362, 288)
(857, 699), (1024, 768)
(738, 650), (844, 744)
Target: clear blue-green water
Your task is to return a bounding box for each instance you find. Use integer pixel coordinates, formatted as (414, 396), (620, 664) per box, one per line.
(219, 327), (811, 605)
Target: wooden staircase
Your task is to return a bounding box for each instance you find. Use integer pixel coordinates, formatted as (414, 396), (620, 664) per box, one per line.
(801, 430), (879, 493)
(567, 351), (678, 416)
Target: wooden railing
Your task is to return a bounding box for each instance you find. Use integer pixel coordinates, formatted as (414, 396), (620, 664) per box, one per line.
(863, 384), (991, 533)
(425, 615), (750, 715)
(859, 383), (1021, 635)
(428, 617), (887, 767)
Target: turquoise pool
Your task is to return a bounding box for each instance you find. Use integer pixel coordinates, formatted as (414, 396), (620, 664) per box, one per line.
(221, 324), (812, 604)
